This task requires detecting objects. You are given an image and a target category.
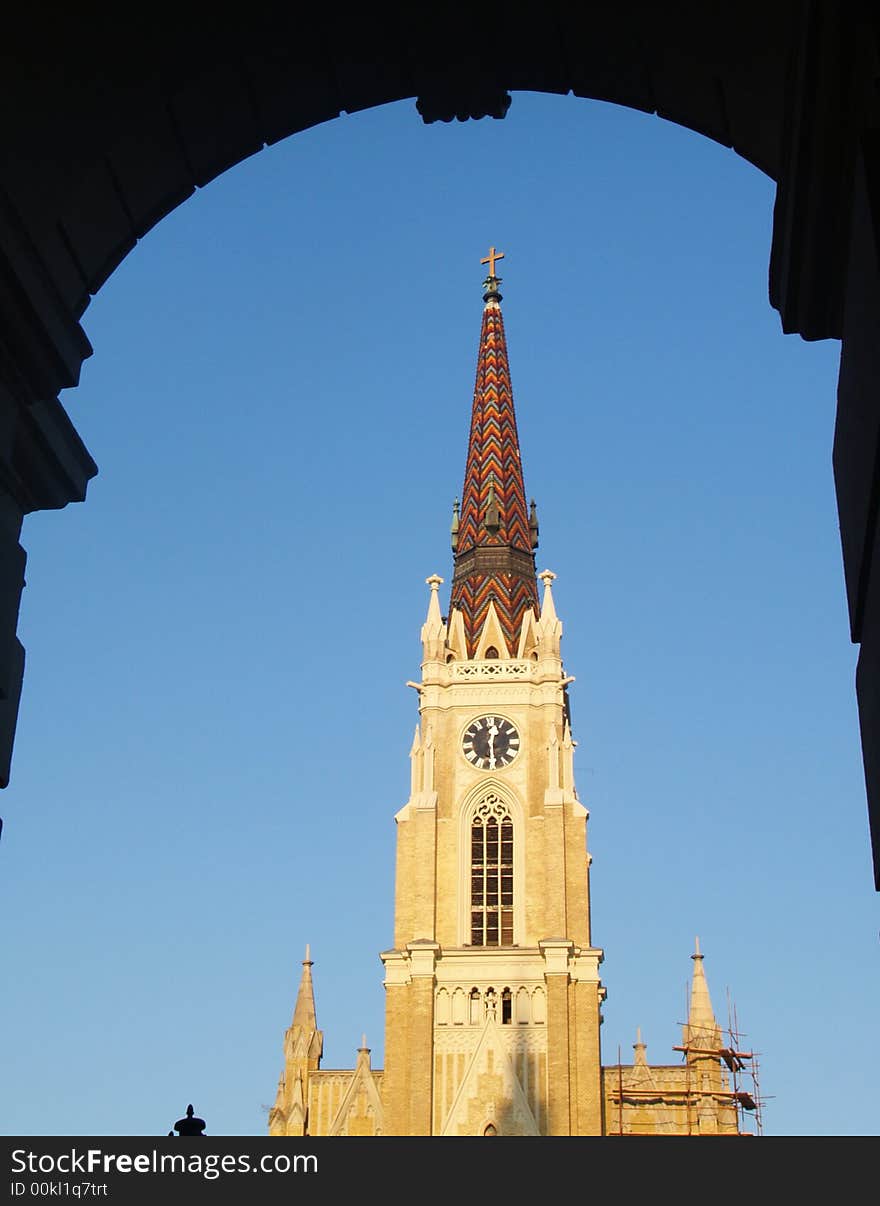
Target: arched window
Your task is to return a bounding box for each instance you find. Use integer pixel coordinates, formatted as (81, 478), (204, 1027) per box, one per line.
(469, 988), (481, 1024)
(516, 987), (530, 1024)
(470, 794), (514, 946)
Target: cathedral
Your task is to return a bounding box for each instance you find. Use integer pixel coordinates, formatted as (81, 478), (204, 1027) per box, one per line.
(268, 251), (760, 1137)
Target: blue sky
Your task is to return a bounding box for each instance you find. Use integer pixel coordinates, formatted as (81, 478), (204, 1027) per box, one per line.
(1, 92), (877, 1136)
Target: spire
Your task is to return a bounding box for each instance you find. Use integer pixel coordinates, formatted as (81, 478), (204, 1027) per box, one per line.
(421, 574), (446, 651)
(537, 569), (562, 656)
(538, 569), (558, 624)
(683, 937), (721, 1054)
(292, 944), (317, 1031)
(269, 945), (323, 1136)
(449, 249), (540, 656)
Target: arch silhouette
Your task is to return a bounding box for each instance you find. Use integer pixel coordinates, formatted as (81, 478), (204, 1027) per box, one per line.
(0, 6), (878, 888)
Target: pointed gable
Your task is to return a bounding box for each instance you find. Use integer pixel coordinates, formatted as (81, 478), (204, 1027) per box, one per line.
(440, 1016), (540, 1136)
(473, 599), (512, 660)
(326, 1043), (385, 1136)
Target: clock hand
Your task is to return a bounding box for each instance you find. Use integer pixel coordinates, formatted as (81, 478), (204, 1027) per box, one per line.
(488, 722), (498, 769)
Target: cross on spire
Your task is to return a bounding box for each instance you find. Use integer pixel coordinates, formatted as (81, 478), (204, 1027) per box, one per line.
(481, 246), (505, 277)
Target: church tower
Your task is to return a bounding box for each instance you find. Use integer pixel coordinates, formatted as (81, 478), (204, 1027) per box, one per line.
(268, 251), (762, 1138)
(380, 249), (606, 1136)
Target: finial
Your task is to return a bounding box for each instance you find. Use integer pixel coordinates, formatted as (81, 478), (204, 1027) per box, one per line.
(692, 936), (702, 960)
(481, 246), (505, 304)
(632, 1029), (648, 1066)
(529, 498), (539, 549)
(422, 574), (445, 646)
(538, 569), (557, 587)
(450, 498), (460, 551)
(303, 943), (312, 966)
(357, 1033), (371, 1066)
(172, 1103), (206, 1137)
(484, 479), (500, 533)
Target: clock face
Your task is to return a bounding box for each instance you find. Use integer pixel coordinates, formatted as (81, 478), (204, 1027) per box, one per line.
(462, 715), (520, 770)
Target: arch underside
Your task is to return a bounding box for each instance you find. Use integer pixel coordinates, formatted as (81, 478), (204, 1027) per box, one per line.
(1, 5), (880, 890)
(3, 4), (793, 354)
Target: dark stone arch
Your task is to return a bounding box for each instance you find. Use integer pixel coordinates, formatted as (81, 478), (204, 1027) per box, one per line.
(0, 4), (879, 888)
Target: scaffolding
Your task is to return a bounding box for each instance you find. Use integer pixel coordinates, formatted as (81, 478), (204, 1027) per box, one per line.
(607, 999), (765, 1136)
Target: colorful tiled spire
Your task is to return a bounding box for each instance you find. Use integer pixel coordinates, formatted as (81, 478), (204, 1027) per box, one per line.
(449, 251), (540, 656)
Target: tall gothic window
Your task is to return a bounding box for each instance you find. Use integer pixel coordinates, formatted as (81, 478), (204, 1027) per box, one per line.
(470, 794), (514, 946)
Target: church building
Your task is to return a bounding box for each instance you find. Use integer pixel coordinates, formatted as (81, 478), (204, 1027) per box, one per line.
(268, 251), (760, 1137)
